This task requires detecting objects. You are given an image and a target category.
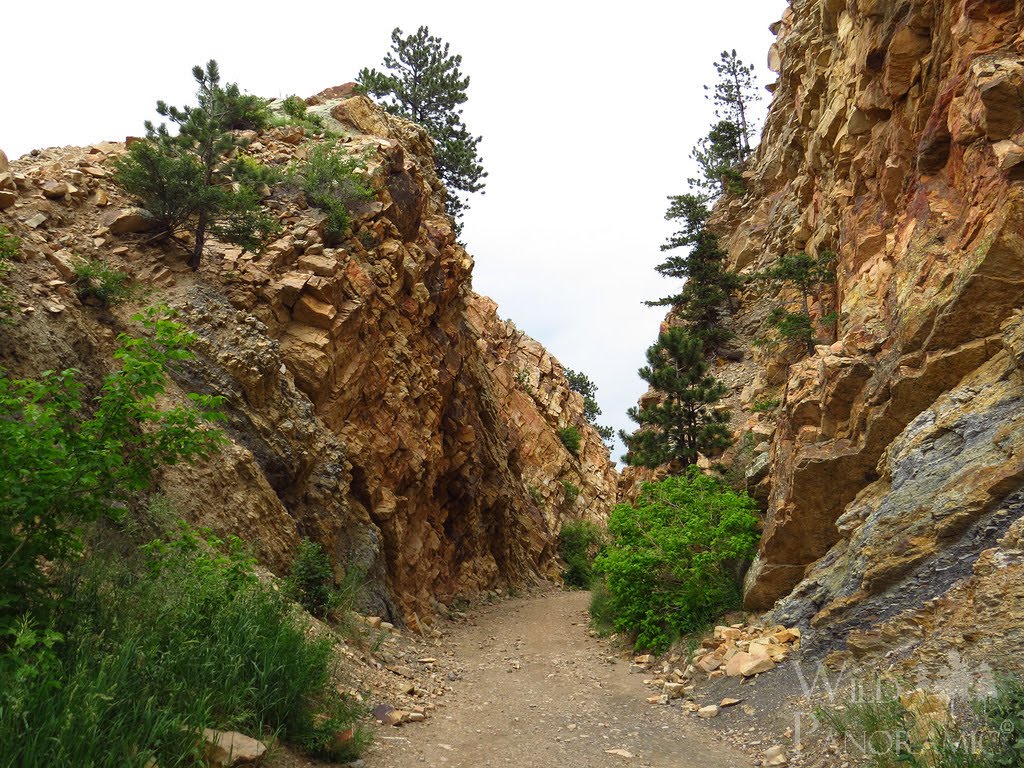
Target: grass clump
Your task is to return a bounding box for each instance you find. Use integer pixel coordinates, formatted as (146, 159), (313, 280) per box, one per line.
(558, 426), (582, 456)
(817, 675), (1024, 768)
(592, 467), (759, 651)
(291, 142), (374, 244)
(562, 480), (581, 504)
(72, 258), (134, 307)
(558, 519), (604, 589)
(0, 524), (370, 767)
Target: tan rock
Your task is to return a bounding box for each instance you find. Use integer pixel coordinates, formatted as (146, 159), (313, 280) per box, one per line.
(763, 745), (788, 766)
(0, 189), (15, 210)
(993, 140), (1024, 171)
(291, 294), (337, 329)
(697, 705), (720, 719)
(103, 208), (153, 234)
(42, 180), (68, 199)
(0, 148), (7, 173)
(201, 729), (267, 766)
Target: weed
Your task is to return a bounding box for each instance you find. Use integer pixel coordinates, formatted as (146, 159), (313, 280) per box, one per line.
(72, 258), (134, 307)
(558, 426), (582, 456)
(558, 519), (605, 589)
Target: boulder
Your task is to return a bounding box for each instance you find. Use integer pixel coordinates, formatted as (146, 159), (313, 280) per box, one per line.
(0, 148), (7, 173)
(291, 294), (337, 329)
(201, 729), (266, 766)
(0, 190), (15, 210)
(42, 180), (68, 199)
(103, 208), (154, 234)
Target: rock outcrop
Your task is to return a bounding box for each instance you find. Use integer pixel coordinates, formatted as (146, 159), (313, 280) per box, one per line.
(640, 0), (1024, 662)
(0, 92), (617, 623)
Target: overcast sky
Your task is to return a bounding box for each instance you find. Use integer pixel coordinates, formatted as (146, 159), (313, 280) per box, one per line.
(4, 0), (787, 462)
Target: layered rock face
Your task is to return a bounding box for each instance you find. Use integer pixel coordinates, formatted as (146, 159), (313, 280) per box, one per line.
(698, 0), (1024, 654)
(0, 92), (616, 623)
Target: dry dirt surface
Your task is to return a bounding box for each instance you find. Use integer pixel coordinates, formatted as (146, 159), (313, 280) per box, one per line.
(367, 591), (750, 768)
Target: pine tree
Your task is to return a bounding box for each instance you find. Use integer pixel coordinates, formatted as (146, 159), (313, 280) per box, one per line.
(647, 194), (741, 348)
(689, 120), (746, 198)
(758, 251), (837, 355)
(564, 368), (614, 443)
(620, 328), (732, 469)
(706, 50), (759, 160)
(358, 26), (487, 230)
(113, 60), (278, 269)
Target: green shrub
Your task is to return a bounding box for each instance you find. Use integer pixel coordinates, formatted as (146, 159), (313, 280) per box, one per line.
(282, 94), (308, 119)
(0, 308), (224, 631)
(562, 480), (580, 504)
(222, 84), (272, 130)
(558, 519), (604, 589)
(752, 398), (781, 413)
(72, 258), (134, 307)
(291, 142), (374, 244)
(593, 468), (759, 650)
(0, 523), (369, 767)
(288, 539), (335, 618)
(229, 153), (285, 189)
(558, 426), (582, 456)
(0, 226), (17, 319)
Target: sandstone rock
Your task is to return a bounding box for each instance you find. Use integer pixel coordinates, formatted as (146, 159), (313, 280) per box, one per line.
(297, 253), (339, 277)
(0, 190), (15, 210)
(0, 172), (13, 191)
(697, 705), (720, 718)
(883, 27), (931, 98)
(763, 745), (788, 765)
(992, 140), (1024, 171)
(42, 180), (68, 199)
(978, 60), (1024, 140)
(103, 208), (153, 234)
(604, 749), (633, 758)
(201, 729), (267, 766)
(291, 294), (336, 329)
(0, 148), (7, 173)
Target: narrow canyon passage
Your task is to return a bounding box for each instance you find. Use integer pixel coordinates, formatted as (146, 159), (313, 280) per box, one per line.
(369, 591), (747, 768)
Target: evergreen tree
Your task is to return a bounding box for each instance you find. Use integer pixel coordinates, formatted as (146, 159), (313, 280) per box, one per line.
(358, 27), (487, 230)
(689, 120), (746, 198)
(758, 250), (837, 355)
(564, 367), (614, 443)
(620, 328), (732, 469)
(114, 60), (279, 270)
(706, 50), (759, 160)
(647, 194), (741, 348)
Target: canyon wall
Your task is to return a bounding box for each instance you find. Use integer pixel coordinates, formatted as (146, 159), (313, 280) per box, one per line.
(701, 0), (1024, 659)
(0, 92), (617, 624)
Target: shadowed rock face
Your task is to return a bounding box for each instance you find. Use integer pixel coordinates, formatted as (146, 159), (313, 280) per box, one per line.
(638, 0), (1024, 656)
(0, 93), (617, 624)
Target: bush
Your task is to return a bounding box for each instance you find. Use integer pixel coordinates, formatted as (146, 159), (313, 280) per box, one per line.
(558, 519), (604, 589)
(593, 468), (760, 650)
(222, 83), (272, 130)
(0, 308), (224, 631)
(282, 94), (308, 119)
(291, 142), (374, 244)
(229, 153), (285, 189)
(0, 226), (18, 319)
(0, 523), (370, 767)
(588, 578), (616, 634)
(288, 538), (335, 618)
(558, 426), (582, 456)
(72, 258), (134, 307)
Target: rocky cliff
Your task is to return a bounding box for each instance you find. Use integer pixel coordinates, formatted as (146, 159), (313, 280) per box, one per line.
(660, 0), (1024, 662)
(0, 92), (617, 624)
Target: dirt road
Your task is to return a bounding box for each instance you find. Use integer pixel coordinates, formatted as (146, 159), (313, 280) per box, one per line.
(369, 591), (750, 768)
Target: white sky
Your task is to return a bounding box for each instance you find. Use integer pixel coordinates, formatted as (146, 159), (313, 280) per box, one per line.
(4, 0), (787, 461)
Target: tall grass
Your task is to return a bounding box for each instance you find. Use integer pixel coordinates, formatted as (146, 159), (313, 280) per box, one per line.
(0, 524), (369, 767)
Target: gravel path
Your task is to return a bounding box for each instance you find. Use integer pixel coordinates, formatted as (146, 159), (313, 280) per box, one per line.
(370, 591), (749, 768)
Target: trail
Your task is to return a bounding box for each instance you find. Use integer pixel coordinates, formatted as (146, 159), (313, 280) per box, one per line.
(370, 591), (749, 768)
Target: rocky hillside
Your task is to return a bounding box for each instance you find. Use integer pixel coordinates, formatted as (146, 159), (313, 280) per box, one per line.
(0, 90), (617, 625)
(657, 0), (1024, 664)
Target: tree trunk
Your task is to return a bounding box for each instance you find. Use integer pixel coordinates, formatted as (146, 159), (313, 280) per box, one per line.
(189, 210), (208, 270)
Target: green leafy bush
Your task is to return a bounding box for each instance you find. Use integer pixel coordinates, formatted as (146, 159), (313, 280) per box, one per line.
(752, 397), (781, 413)
(0, 308), (225, 630)
(593, 468), (759, 650)
(291, 142), (374, 244)
(288, 538), (335, 618)
(222, 83), (272, 130)
(72, 258), (134, 307)
(558, 426), (582, 456)
(282, 95), (308, 119)
(229, 153), (285, 189)
(558, 519), (604, 589)
(0, 523), (369, 767)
